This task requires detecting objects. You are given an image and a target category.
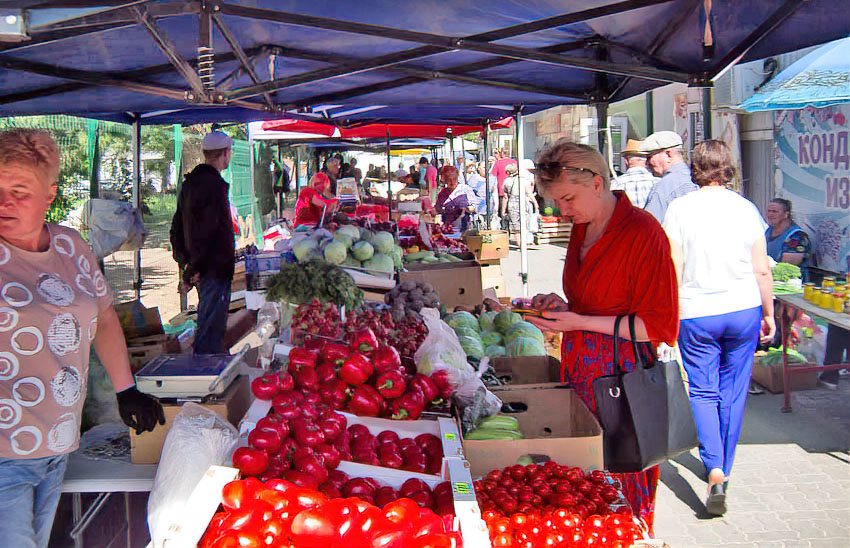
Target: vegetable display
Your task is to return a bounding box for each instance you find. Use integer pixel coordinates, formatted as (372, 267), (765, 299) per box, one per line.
(446, 308), (547, 361)
(201, 478), (460, 548)
(292, 227), (404, 272)
(771, 262), (802, 282)
(385, 280), (441, 321)
(266, 260), (363, 312)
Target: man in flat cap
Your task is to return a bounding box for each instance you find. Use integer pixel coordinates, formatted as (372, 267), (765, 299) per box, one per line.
(639, 131), (697, 222)
(170, 130), (235, 354)
(611, 139), (658, 209)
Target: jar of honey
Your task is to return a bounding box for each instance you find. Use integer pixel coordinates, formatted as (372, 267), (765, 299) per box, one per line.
(834, 293), (846, 314)
(822, 276), (836, 289)
(819, 288), (834, 308)
(803, 283), (816, 301)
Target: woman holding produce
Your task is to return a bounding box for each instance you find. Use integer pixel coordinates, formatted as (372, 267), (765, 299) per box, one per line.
(524, 140), (679, 532)
(662, 140), (775, 516)
(435, 165), (476, 232)
(294, 172), (337, 227)
(0, 129), (163, 547)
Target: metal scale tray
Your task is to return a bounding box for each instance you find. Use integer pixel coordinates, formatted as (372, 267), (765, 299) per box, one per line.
(135, 353), (241, 398)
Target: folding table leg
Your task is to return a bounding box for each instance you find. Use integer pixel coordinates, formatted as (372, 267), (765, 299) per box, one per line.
(70, 492), (111, 548)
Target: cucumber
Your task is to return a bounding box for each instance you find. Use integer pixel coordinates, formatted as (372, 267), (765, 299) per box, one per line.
(480, 415), (519, 430)
(465, 428), (523, 440)
(404, 251), (435, 261)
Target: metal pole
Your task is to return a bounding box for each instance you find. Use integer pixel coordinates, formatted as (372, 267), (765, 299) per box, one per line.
(447, 129), (455, 169)
(646, 90), (654, 135)
(483, 120), (491, 227)
(595, 102), (608, 155)
(132, 115), (142, 302)
(386, 129), (392, 207)
(460, 135), (466, 178)
(295, 145), (301, 196)
(515, 107), (528, 297)
(702, 87), (712, 140)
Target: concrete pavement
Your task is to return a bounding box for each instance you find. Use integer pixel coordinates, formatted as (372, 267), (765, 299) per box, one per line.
(501, 245), (850, 548)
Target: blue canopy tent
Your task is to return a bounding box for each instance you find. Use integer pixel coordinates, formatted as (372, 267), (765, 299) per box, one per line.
(739, 36), (850, 112)
(1, 1), (847, 297)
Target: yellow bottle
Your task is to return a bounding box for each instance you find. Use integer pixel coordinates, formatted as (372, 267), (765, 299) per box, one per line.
(803, 283), (815, 301)
(833, 293), (845, 314)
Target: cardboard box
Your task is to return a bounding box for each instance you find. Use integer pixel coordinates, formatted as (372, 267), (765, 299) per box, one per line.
(400, 262), (483, 309)
(480, 264), (506, 297)
(462, 386), (602, 478)
(463, 230), (509, 261)
(115, 301), (164, 340)
(491, 356), (561, 386)
(130, 375), (251, 464)
(751, 355), (818, 393)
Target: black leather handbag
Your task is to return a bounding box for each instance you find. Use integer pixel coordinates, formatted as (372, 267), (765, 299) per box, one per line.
(592, 315), (698, 473)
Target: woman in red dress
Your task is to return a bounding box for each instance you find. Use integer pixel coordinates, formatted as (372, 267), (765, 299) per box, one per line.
(525, 140), (679, 533)
(294, 172), (336, 227)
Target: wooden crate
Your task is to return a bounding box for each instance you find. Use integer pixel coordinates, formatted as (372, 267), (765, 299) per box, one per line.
(126, 335), (179, 372)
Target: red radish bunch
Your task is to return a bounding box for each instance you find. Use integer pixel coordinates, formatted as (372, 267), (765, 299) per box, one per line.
(474, 463), (624, 520)
(291, 299), (343, 339)
(340, 426), (443, 475)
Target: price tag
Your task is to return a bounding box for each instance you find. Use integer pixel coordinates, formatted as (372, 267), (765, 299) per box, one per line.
(453, 482), (472, 495)
(443, 432), (457, 441)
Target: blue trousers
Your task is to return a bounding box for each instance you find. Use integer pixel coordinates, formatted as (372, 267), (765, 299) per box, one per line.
(679, 306), (762, 477)
(0, 454), (68, 548)
(193, 276), (232, 354)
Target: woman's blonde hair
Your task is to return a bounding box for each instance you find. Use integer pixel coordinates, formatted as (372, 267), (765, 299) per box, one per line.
(0, 129), (60, 187)
(534, 139), (610, 191)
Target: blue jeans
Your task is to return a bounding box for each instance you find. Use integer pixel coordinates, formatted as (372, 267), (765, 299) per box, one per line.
(194, 276), (232, 354)
(0, 454), (68, 548)
(678, 307), (762, 477)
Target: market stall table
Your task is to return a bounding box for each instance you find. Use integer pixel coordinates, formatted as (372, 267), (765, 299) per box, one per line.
(61, 451), (157, 548)
(777, 294), (850, 412)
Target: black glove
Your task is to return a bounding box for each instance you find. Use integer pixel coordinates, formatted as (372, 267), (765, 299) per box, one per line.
(117, 386), (166, 435)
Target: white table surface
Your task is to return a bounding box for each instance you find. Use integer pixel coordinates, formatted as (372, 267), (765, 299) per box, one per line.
(61, 451), (157, 494)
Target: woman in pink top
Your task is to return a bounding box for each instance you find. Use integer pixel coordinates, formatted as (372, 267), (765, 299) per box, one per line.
(0, 129), (163, 547)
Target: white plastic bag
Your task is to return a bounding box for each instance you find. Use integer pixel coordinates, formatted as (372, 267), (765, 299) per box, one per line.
(147, 402), (238, 548)
(85, 198), (147, 258)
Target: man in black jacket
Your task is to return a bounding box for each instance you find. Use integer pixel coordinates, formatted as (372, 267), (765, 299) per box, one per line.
(171, 131), (235, 354)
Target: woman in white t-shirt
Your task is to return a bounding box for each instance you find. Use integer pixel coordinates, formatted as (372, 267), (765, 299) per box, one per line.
(663, 140), (775, 517)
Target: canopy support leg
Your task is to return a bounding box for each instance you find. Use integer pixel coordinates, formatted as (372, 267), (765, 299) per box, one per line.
(483, 120), (491, 228)
(515, 107), (528, 297)
(386, 130), (392, 207)
(132, 114), (142, 302)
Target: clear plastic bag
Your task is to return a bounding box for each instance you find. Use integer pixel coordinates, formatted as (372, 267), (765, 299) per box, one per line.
(147, 402), (238, 548)
(85, 199), (147, 259)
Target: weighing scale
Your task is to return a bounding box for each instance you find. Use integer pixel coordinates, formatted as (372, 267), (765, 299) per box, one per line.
(135, 346), (248, 398)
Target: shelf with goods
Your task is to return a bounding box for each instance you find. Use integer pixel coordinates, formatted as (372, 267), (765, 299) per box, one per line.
(534, 216), (572, 245)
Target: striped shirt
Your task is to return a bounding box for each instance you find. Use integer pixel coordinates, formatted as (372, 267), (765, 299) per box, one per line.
(611, 166), (658, 209)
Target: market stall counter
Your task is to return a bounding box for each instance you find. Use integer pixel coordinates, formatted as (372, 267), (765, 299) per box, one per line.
(777, 294), (849, 412)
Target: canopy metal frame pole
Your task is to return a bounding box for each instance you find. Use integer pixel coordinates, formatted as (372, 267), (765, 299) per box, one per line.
(131, 114), (142, 301)
(482, 120), (491, 227)
(386, 129), (392, 207)
(447, 129), (455, 170)
(515, 107), (528, 297)
(460, 136), (466, 174)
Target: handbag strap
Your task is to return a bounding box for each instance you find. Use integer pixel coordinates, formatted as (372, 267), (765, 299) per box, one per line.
(627, 313), (652, 369)
(612, 315), (626, 375)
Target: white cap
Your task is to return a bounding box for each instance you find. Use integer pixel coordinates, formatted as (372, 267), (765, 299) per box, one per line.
(638, 131), (683, 153)
(202, 131), (232, 151)
(520, 158), (535, 171)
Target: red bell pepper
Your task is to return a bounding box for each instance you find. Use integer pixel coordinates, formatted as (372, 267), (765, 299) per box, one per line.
(340, 352), (373, 385)
(375, 369), (407, 399)
(277, 371), (295, 392)
(293, 366), (319, 391)
(321, 342), (351, 366)
(250, 374), (280, 400)
(373, 345), (402, 374)
(316, 362), (338, 384)
(429, 370), (452, 400)
(350, 327), (379, 354)
(318, 378), (349, 410)
(347, 385), (381, 417)
(411, 373), (439, 403)
(292, 418), (326, 447)
(288, 347), (318, 371)
(390, 389), (426, 420)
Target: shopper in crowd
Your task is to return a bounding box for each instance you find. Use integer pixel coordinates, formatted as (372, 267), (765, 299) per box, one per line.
(491, 148), (518, 221)
(0, 129), (164, 547)
(408, 164), (421, 186)
(504, 159), (539, 240)
(662, 140), (775, 516)
(294, 172), (336, 228)
(765, 198), (812, 272)
(419, 156), (438, 195)
(435, 165), (476, 232)
(172, 130), (237, 354)
(394, 162), (408, 180)
(526, 139), (679, 532)
(321, 156), (341, 195)
(611, 139), (658, 208)
(640, 131), (697, 221)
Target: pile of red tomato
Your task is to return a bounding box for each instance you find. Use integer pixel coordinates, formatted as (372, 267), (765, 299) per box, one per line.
(201, 477), (462, 548)
(474, 462), (646, 547)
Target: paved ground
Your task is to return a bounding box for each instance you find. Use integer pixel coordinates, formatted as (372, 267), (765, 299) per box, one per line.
(501, 244), (850, 548)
